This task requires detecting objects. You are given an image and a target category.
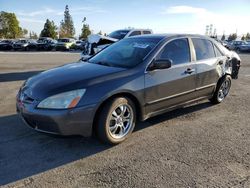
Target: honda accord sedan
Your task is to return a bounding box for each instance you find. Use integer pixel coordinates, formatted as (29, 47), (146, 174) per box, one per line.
(16, 34), (241, 144)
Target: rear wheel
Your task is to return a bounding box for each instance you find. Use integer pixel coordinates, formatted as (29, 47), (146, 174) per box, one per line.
(96, 97), (136, 145)
(210, 75), (231, 104)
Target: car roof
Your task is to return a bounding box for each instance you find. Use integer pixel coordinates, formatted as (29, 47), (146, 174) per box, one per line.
(114, 29), (152, 32)
(129, 34), (212, 40)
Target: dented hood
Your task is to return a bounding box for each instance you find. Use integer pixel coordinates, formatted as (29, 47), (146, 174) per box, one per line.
(87, 34), (118, 44)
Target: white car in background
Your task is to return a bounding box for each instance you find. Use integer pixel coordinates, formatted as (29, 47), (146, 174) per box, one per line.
(81, 29), (153, 59)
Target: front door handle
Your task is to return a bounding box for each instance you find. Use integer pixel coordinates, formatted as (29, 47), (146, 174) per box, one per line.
(185, 68), (195, 74)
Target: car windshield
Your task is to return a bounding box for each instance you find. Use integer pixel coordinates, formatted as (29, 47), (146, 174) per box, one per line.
(88, 38), (161, 68)
(17, 40), (28, 43)
(0, 40), (11, 43)
(37, 39), (47, 43)
(108, 30), (130, 40)
(58, 39), (70, 43)
(235, 41), (247, 45)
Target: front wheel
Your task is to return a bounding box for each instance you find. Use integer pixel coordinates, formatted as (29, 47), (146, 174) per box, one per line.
(96, 97), (136, 145)
(210, 75), (231, 104)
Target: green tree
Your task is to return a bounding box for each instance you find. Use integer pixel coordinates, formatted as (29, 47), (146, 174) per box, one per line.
(241, 35), (245, 41)
(228, 33), (237, 41)
(40, 19), (58, 39)
(221, 34), (225, 41)
(29, 31), (38, 39)
(0, 11), (23, 38)
(22, 28), (28, 37)
(80, 17), (91, 39)
(59, 5), (75, 38)
(246, 33), (250, 40)
(80, 24), (91, 39)
(98, 30), (102, 35)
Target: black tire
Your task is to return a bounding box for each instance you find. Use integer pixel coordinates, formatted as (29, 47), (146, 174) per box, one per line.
(210, 75), (232, 104)
(236, 48), (241, 54)
(96, 97), (136, 145)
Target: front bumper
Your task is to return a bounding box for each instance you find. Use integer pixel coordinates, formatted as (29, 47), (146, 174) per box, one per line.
(13, 45), (25, 50)
(55, 45), (69, 50)
(239, 47), (250, 52)
(16, 99), (96, 137)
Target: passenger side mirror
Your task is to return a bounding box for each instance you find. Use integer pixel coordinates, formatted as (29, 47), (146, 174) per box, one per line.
(80, 55), (92, 62)
(148, 59), (172, 71)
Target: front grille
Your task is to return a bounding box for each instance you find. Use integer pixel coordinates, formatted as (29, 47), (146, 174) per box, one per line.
(19, 91), (34, 104)
(23, 95), (34, 103)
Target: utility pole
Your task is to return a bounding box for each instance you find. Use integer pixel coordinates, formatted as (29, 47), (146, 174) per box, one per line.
(213, 28), (217, 38)
(209, 24), (213, 36)
(205, 25), (209, 36)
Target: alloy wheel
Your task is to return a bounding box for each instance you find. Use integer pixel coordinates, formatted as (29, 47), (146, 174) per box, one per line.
(108, 104), (134, 139)
(217, 79), (231, 102)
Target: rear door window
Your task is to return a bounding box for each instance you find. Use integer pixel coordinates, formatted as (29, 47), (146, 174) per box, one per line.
(142, 30), (151, 34)
(129, 31), (141, 37)
(157, 38), (191, 65)
(192, 38), (216, 61)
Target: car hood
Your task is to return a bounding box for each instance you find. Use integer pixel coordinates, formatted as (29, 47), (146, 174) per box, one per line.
(15, 43), (27, 45)
(240, 44), (250, 47)
(87, 34), (118, 44)
(57, 42), (71, 45)
(0, 42), (11, 45)
(24, 62), (126, 100)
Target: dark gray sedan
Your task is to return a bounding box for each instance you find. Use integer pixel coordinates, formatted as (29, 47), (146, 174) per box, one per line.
(16, 34), (241, 144)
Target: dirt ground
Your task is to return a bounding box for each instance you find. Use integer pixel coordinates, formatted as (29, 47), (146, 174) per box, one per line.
(0, 52), (250, 188)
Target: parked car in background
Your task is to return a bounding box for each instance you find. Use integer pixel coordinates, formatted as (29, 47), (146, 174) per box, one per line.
(17, 34), (240, 144)
(228, 40), (250, 53)
(81, 29), (153, 59)
(13, 39), (37, 51)
(220, 40), (229, 48)
(36, 37), (57, 51)
(55, 38), (75, 51)
(70, 40), (86, 50)
(0, 39), (14, 51)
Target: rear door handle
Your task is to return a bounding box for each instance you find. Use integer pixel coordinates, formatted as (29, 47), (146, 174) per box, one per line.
(185, 68), (195, 74)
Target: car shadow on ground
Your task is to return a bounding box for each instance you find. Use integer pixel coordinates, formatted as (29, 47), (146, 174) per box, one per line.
(0, 101), (212, 186)
(0, 70), (43, 82)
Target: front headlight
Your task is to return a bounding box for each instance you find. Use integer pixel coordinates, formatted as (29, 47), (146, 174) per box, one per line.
(37, 89), (86, 109)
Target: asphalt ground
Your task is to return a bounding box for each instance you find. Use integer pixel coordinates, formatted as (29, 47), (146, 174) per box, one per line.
(0, 52), (250, 188)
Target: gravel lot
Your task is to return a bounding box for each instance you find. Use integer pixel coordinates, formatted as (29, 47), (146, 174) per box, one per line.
(0, 52), (250, 188)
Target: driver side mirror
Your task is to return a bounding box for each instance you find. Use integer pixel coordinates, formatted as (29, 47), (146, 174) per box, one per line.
(148, 59), (172, 71)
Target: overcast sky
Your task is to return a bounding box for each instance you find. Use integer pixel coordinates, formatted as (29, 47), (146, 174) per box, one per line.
(1, 0), (250, 37)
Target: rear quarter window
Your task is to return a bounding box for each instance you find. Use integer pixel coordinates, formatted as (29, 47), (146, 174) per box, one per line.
(214, 45), (224, 57)
(142, 31), (151, 34)
(192, 38), (216, 61)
